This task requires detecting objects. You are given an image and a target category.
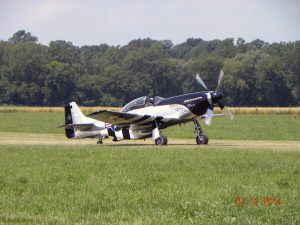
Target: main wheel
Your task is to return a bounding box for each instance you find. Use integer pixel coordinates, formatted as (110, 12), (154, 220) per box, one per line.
(155, 134), (168, 145)
(196, 133), (209, 144)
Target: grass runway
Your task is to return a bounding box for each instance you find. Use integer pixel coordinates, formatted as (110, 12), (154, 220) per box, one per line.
(1, 132), (300, 152)
(0, 112), (299, 224)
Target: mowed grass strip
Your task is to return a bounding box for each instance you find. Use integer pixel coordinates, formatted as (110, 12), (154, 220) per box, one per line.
(0, 145), (299, 225)
(0, 112), (299, 141)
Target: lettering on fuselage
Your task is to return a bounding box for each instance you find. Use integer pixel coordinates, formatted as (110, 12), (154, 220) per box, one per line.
(174, 106), (189, 112)
(187, 103), (195, 107)
(184, 96), (202, 104)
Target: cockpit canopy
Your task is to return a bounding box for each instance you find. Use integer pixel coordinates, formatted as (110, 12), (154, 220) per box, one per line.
(121, 96), (152, 112)
(121, 96), (165, 112)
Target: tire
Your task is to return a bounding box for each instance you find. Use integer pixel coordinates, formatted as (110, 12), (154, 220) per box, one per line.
(196, 133), (209, 145)
(155, 134), (168, 145)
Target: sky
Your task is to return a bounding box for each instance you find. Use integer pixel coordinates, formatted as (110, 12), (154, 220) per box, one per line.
(0, 0), (300, 46)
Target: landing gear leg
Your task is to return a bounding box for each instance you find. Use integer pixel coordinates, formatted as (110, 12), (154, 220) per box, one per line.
(153, 121), (168, 145)
(97, 139), (103, 144)
(193, 119), (209, 145)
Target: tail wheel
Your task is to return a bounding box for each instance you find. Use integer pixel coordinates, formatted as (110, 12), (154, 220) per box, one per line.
(155, 134), (168, 145)
(196, 133), (209, 145)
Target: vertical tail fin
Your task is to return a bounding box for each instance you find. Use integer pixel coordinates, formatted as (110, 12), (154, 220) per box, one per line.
(68, 102), (86, 124)
(64, 102), (86, 138)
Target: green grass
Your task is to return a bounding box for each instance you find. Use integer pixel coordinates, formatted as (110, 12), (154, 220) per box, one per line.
(0, 145), (299, 225)
(165, 115), (300, 141)
(0, 112), (300, 141)
(0, 112), (64, 134)
(0, 112), (300, 224)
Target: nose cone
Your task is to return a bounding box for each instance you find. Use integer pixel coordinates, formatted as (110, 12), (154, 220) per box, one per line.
(211, 91), (223, 103)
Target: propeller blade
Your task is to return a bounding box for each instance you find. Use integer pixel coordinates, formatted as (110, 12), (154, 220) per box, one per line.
(217, 69), (224, 89)
(196, 73), (208, 90)
(217, 102), (234, 120)
(223, 107), (234, 120)
(204, 108), (214, 126)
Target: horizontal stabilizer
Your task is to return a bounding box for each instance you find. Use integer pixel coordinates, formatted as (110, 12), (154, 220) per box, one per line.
(57, 123), (97, 131)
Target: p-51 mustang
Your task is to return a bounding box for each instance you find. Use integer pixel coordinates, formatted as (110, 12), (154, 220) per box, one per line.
(58, 71), (233, 145)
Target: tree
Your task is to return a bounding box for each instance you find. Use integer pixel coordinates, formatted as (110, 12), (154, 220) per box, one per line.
(255, 55), (294, 106)
(213, 38), (237, 58)
(8, 30), (38, 44)
(48, 40), (80, 64)
(0, 30), (299, 106)
(223, 51), (262, 106)
(236, 37), (249, 53)
(187, 55), (224, 92)
(250, 39), (269, 49)
(43, 61), (83, 105)
(289, 41), (300, 104)
(75, 74), (103, 106)
(0, 41), (47, 105)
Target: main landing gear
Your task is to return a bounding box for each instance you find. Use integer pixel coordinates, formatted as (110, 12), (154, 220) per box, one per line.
(155, 134), (168, 145)
(97, 139), (103, 144)
(153, 122), (168, 145)
(193, 119), (209, 145)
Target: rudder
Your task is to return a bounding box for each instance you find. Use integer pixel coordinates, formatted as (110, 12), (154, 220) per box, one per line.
(64, 102), (86, 138)
(64, 103), (75, 138)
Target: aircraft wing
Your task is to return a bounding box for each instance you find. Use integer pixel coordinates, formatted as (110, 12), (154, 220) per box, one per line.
(88, 110), (176, 126)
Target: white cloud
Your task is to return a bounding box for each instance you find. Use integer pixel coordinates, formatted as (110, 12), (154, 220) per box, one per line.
(27, 0), (70, 26)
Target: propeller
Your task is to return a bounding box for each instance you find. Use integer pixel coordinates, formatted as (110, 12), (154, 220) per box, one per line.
(195, 70), (233, 125)
(217, 70), (224, 89)
(217, 102), (234, 120)
(205, 107), (214, 126)
(196, 73), (208, 90)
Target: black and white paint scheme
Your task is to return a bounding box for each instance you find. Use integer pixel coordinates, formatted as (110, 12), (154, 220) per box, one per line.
(58, 71), (233, 145)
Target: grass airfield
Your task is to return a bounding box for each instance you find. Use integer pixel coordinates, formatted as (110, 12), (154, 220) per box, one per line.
(0, 112), (299, 224)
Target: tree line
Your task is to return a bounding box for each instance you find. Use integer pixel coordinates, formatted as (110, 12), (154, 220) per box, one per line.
(0, 30), (299, 107)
